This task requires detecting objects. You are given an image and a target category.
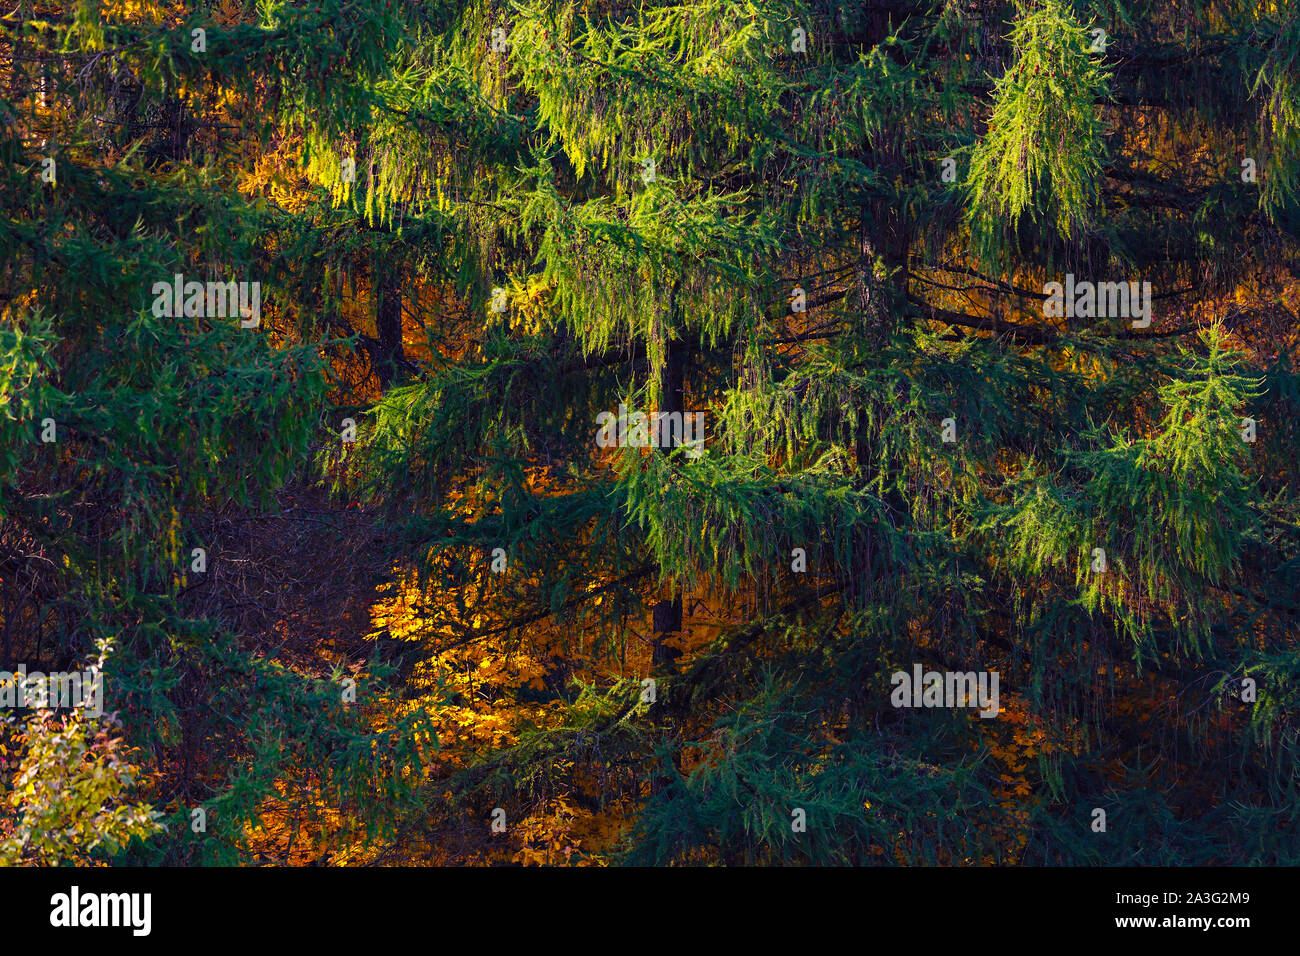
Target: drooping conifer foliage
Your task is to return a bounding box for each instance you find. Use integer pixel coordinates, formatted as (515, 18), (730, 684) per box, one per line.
(2, 0), (1298, 865)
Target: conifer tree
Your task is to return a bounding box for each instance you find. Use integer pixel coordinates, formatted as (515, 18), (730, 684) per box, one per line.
(336, 0), (1300, 864)
(3, 0), (1298, 865)
(1, 0), (435, 863)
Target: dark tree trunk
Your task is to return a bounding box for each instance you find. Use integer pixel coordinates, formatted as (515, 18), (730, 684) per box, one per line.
(651, 319), (685, 666)
(374, 267), (404, 389)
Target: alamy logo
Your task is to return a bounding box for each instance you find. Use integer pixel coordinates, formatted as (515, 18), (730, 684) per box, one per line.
(890, 665), (1000, 718)
(0, 665), (102, 717)
(151, 273), (261, 327)
(595, 403), (705, 458)
(1042, 274), (1153, 328)
(50, 886), (151, 936)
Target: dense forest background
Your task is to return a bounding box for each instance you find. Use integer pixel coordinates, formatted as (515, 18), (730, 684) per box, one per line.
(1, 0), (1298, 865)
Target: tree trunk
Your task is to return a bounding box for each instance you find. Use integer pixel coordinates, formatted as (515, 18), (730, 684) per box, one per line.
(374, 266), (403, 389)
(651, 315), (685, 667)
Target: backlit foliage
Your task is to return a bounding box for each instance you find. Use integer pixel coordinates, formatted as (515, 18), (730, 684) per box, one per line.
(2, 0), (1298, 865)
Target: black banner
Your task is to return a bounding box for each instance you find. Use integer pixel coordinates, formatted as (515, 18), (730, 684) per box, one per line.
(1, 866), (1276, 945)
